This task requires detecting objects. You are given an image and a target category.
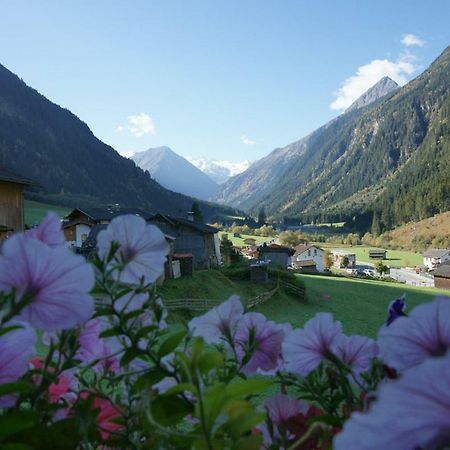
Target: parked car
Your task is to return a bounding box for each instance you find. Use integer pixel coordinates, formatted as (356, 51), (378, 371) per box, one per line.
(363, 269), (376, 277)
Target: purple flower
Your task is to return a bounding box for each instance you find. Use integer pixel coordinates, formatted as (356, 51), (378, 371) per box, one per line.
(264, 393), (308, 425)
(0, 322), (36, 407)
(26, 212), (65, 247)
(334, 352), (450, 450)
(378, 296), (450, 372)
(0, 235), (95, 331)
(333, 334), (379, 376)
(97, 215), (168, 285)
(386, 294), (407, 326)
(235, 312), (286, 375)
(188, 295), (244, 344)
(282, 313), (343, 377)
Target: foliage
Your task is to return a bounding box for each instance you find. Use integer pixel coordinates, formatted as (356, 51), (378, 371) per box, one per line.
(191, 202), (203, 223)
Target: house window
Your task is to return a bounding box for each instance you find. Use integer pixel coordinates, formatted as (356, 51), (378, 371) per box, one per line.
(314, 249), (317, 255)
(308, 250), (311, 256)
(81, 234), (88, 242)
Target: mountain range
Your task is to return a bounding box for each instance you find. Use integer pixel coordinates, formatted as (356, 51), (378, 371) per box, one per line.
(0, 63), (239, 221)
(186, 157), (251, 184)
(215, 46), (450, 231)
(131, 147), (219, 200)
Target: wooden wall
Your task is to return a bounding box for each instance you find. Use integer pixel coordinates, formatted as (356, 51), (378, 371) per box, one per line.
(435, 276), (450, 290)
(0, 181), (24, 232)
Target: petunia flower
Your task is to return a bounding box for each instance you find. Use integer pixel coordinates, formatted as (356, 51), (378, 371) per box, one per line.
(386, 294), (407, 326)
(282, 313), (343, 377)
(0, 234), (95, 331)
(97, 215), (168, 285)
(378, 295), (450, 372)
(26, 212), (65, 247)
(235, 312), (286, 375)
(333, 334), (379, 377)
(334, 351), (450, 450)
(0, 322), (36, 407)
(188, 295), (244, 344)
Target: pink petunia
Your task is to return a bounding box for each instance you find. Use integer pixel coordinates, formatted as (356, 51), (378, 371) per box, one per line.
(235, 312), (286, 375)
(378, 296), (450, 372)
(265, 394), (309, 425)
(0, 322), (36, 407)
(188, 295), (244, 344)
(97, 215), (168, 285)
(26, 212), (65, 247)
(333, 334), (379, 377)
(282, 313), (343, 377)
(0, 234), (95, 331)
(334, 351), (450, 450)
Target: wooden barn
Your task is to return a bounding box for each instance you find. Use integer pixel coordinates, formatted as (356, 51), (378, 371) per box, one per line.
(434, 262), (450, 290)
(148, 214), (221, 270)
(0, 168), (30, 241)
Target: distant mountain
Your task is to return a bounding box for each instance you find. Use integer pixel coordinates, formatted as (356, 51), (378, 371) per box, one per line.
(0, 63), (239, 221)
(216, 46), (450, 230)
(345, 76), (399, 112)
(131, 147), (218, 200)
(186, 156), (251, 184)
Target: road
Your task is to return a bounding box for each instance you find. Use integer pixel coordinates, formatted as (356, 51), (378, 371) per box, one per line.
(389, 268), (434, 287)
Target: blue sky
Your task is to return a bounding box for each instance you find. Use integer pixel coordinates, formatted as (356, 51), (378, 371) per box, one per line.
(1, 0), (449, 162)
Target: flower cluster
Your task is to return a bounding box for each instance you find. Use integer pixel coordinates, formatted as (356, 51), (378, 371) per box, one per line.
(0, 212), (449, 450)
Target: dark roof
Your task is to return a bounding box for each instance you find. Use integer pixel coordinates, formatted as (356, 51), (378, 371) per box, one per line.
(259, 243), (294, 255)
(434, 263), (450, 278)
(68, 207), (153, 222)
(149, 214), (218, 234)
(0, 168), (32, 185)
(424, 249), (450, 258)
(0, 224), (13, 231)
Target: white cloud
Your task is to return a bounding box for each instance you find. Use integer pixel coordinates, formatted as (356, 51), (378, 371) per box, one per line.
(401, 34), (426, 47)
(126, 112), (156, 137)
(115, 125), (125, 133)
(330, 53), (417, 111)
(241, 134), (256, 146)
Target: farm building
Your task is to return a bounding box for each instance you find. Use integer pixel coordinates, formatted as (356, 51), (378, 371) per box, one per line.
(331, 250), (356, 269)
(423, 249), (450, 270)
(295, 260), (318, 273)
(0, 168), (30, 240)
(63, 207), (153, 248)
(292, 244), (325, 272)
(258, 243), (294, 268)
(434, 262), (450, 290)
(369, 249), (387, 259)
(148, 214), (221, 270)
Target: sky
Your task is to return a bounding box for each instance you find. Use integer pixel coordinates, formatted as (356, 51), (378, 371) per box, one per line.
(0, 0), (449, 162)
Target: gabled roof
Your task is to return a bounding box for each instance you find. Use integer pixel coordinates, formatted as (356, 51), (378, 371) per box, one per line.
(0, 168), (32, 185)
(434, 262), (450, 278)
(294, 244), (323, 256)
(424, 249), (450, 258)
(149, 214), (218, 234)
(259, 243), (294, 255)
(68, 207), (153, 222)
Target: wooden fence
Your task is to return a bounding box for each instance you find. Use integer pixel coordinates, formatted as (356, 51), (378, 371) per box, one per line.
(278, 280), (306, 299)
(164, 286), (279, 312)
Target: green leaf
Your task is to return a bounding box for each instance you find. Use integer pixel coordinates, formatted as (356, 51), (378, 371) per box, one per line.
(157, 330), (187, 359)
(120, 347), (142, 367)
(225, 379), (271, 399)
(151, 394), (193, 426)
(0, 325), (23, 337)
(0, 382), (34, 398)
(0, 411), (37, 440)
(198, 352), (224, 375)
(164, 383), (196, 396)
(131, 369), (167, 394)
(99, 327), (121, 338)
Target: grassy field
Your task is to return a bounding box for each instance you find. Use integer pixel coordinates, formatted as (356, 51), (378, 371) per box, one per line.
(218, 231), (274, 247)
(255, 274), (448, 337)
(25, 199), (71, 226)
(318, 244), (422, 268)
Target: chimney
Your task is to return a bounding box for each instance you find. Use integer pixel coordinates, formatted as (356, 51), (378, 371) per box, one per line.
(187, 211), (194, 222)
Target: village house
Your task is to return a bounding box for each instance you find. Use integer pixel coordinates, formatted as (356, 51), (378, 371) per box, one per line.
(0, 168), (30, 241)
(423, 249), (450, 271)
(63, 207), (153, 248)
(147, 213), (221, 270)
(331, 250), (356, 269)
(292, 244), (325, 272)
(434, 261), (450, 290)
(258, 243), (294, 268)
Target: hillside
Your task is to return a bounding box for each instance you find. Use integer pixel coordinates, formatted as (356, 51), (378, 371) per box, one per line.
(381, 211), (450, 251)
(216, 46), (450, 230)
(0, 63), (238, 221)
(132, 147), (218, 200)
